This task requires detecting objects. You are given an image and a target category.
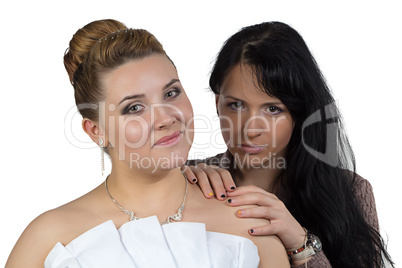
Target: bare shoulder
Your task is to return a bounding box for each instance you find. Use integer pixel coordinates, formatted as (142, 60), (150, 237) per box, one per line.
(5, 207), (74, 267)
(5, 187), (103, 268)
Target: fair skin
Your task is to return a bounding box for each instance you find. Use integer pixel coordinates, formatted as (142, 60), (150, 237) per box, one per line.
(6, 56), (289, 268)
(182, 64), (310, 266)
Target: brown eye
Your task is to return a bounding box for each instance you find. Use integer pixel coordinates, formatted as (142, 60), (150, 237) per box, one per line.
(164, 88), (181, 99)
(266, 106), (283, 115)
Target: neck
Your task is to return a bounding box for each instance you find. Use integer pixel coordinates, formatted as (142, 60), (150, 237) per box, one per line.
(234, 161), (283, 193)
(105, 163), (186, 220)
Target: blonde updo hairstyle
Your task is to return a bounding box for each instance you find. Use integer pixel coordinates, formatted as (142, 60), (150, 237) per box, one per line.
(64, 19), (169, 121)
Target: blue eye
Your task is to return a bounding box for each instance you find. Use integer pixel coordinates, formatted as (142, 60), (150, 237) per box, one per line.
(266, 106), (283, 115)
(228, 101), (244, 110)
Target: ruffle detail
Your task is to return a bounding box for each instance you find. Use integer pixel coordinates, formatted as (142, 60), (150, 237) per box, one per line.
(44, 216), (259, 268)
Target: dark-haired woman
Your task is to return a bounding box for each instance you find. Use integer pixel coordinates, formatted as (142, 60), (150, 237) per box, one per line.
(184, 21), (393, 268)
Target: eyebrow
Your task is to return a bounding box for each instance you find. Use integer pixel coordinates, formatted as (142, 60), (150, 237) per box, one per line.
(118, 79), (180, 105)
(224, 95), (283, 106)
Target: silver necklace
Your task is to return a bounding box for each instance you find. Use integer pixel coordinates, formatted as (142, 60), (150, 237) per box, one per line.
(105, 175), (188, 225)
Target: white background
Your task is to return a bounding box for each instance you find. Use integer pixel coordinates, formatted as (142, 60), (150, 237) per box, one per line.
(1, 0), (400, 266)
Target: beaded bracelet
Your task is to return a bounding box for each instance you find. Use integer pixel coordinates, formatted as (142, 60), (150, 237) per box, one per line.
(290, 246), (316, 261)
(286, 227), (308, 255)
(287, 228), (322, 262)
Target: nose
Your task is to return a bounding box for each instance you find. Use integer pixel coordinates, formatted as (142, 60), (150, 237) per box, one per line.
(152, 105), (176, 130)
(243, 115), (268, 140)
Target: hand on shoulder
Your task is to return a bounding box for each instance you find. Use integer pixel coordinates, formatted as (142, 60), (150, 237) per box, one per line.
(190, 191), (289, 268)
(229, 204), (289, 268)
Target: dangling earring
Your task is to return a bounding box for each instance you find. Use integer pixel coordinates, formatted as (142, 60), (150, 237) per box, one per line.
(99, 139), (105, 176)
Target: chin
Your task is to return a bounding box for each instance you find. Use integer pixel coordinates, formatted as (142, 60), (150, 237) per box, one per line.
(155, 147), (190, 169)
(169, 149), (189, 168)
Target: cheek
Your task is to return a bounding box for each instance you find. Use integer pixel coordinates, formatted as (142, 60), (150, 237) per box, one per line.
(178, 99), (194, 142)
(219, 114), (239, 145)
(125, 122), (149, 144)
(186, 119), (194, 144)
(121, 116), (150, 146)
(269, 117), (294, 149)
(183, 113), (194, 146)
(182, 101), (194, 124)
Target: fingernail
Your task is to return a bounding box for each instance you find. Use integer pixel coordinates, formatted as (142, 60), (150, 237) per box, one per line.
(220, 194), (226, 198)
(228, 198), (232, 204)
(192, 178), (197, 183)
(237, 210), (242, 216)
(250, 229), (254, 234)
(230, 186), (236, 190)
(208, 192), (214, 197)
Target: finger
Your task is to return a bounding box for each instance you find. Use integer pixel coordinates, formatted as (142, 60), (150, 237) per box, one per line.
(215, 168), (237, 192)
(235, 205), (280, 219)
(191, 167), (214, 198)
(249, 222), (280, 236)
(228, 192), (281, 207)
(248, 222), (307, 251)
(198, 164), (228, 200)
(181, 165), (198, 184)
(227, 185), (275, 197)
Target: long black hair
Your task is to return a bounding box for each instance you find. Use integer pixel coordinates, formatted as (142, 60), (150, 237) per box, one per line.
(210, 21), (393, 268)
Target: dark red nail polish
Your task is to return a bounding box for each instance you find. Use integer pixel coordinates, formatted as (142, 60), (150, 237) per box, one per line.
(192, 178), (197, 183)
(220, 194), (226, 198)
(228, 199), (232, 203)
(250, 229), (254, 234)
(230, 186), (236, 190)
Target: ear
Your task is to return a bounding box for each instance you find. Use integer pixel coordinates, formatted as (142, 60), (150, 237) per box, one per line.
(82, 118), (107, 146)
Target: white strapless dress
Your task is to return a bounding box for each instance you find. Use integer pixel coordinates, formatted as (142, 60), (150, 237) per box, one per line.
(44, 215), (259, 267)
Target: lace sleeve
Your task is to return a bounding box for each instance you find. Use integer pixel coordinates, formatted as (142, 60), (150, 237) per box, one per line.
(292, 174), (378, 268)
(353, 175), (379, 231)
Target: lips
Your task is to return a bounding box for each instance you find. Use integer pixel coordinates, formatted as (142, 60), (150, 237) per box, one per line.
(153, 131), (183, 148)
(238, 144), (267, 154)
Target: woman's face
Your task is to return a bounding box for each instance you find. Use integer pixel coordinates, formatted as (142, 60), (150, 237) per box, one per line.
(216, 64), (294, 169)
(100, 54), (194, 172)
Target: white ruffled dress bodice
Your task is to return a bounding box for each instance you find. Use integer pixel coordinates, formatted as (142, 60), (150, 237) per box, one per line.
(44, 215), (259, 268)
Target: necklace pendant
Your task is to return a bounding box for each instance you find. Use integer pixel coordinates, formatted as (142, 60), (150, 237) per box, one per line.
(129, 211), (142, 221)
(167, 212), (182, 223)
(105, 175), (188, 225)
(171, 212), (182, 221)
(129, 211), (135, 221)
